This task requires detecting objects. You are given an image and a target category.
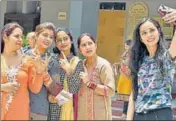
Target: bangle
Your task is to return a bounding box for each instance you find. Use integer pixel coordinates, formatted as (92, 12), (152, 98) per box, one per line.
(171, 56), (176, 61)
(87, 82), (97, 90)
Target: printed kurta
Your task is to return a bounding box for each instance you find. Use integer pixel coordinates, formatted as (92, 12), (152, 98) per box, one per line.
(48, 54), (83, 120)
(77, 56), (115, 120)
(1, 55), (43, 120)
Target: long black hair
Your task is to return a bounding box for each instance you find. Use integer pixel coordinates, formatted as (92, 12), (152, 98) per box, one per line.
(1, 22), (23, 53)
(53, 28), (76, 56)
(130, 17), (167, 101)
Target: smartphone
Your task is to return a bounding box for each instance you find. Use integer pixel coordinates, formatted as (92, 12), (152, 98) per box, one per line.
(157, 4), (172, 17)
(158, 4), (176, 25)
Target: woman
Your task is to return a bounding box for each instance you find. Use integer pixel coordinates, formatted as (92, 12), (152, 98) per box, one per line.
(27, 22), (58, 120)
(117, 39), (132, 119)
(1, 22), (48, 120)
(127, 10), (176, 120)
(77, 33), (115, 120)
(47, 28), (83, 120)
(23, 32), (36, 53)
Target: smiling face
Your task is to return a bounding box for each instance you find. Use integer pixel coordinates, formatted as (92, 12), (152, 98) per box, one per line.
(3, 27), (23, 52)
(35, 28), (54, 50)
(139, 21), (160, 48)
(55, 31), (72, 52)
(79, 35), (97, 57)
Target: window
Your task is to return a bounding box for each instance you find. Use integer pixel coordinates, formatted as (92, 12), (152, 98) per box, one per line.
(100, 2), (126, 10)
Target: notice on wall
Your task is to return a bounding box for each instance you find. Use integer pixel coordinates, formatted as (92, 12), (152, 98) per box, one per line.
(127, 2), (149, 40)
(58, 12), (67, 20)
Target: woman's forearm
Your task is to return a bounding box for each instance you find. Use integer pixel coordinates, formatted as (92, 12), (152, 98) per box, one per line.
(169, 31), (176, 59)
(127, 92), (135, 120)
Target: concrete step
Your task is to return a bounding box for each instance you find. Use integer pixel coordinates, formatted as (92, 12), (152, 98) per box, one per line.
(112, 115), (124, 120)
(111, 100), (124, 108)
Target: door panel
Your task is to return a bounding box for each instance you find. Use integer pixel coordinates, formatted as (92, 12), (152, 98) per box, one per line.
(97, 10), (126, 64)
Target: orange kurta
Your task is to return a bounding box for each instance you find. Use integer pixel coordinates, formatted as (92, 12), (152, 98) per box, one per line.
(1, 56), (44, 120)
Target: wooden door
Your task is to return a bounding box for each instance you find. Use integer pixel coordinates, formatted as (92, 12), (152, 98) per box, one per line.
(97, 10), (126, 64)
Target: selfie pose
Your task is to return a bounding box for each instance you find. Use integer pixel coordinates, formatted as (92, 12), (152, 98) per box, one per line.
(127, 8), (176, 120)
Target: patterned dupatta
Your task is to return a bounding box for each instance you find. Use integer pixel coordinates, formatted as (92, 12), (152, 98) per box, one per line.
(48, 54), (82, 120)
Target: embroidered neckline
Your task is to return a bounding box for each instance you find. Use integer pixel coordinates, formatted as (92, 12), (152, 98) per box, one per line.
(3, 58), (22, 113)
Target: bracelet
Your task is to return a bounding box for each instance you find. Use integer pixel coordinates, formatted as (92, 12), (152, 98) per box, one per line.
(171, 56), (176, 61)
(87, 81), (97, 90)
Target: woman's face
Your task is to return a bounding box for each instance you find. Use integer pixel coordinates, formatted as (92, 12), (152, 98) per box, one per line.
(4, 27), (23, 51)
(56, 31), (72, 52)
(124, 43), (130, 51)
(36, 29), (54, 49)
(27, 33), (35, 48)
(79, 35), (97, 57)
(139, 21), (160, 48)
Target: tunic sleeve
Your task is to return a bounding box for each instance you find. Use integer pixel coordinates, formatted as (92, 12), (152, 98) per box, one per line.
(98, 62), (115, 96)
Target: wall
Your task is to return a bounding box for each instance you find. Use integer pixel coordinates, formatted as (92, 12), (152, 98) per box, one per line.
(40, 0), (70, 29)
(69, 0), (83, 52)
(26, 1), (38, 13)
(6, 1), (17, 13)
(71, 0), (176, 42)
(0, 0), (6, 31)
(96, 0), (176, 40)
(80, 0), (99, 38)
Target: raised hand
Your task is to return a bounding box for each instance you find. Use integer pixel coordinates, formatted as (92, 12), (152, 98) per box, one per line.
(22, 53), (35, 64)
(79, 62), (89, 84)
(35, 53), (51, 74)
(2, 82), (20, 95)
(59, 51), (72, 74)
(163, 9), (176, 24)
(22, 53), (51, 74)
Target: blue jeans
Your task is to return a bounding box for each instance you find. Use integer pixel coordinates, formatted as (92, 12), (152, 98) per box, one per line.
(134, 107), (173, 120)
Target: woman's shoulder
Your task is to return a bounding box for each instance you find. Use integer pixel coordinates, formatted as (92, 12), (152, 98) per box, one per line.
(97, 56), (112, 66)
(96, 56), (113, 72)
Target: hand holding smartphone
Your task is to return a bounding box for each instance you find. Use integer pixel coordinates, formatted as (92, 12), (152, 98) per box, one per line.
(157, 4), (172, 17)
(158, 4), (176, 25)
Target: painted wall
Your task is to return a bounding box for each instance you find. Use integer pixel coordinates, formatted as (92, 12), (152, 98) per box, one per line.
(69, 0), (83, 52)
(80, 0), (176, 40)
(6, 1), (17, 13)
(80, 0), (99, 39)
(40, 0), (70, 29)
(26, 1), (38, 13)
(0, 0), (6, 32)
(1, 0), (176, 41)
